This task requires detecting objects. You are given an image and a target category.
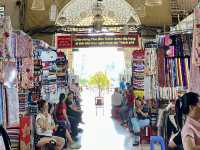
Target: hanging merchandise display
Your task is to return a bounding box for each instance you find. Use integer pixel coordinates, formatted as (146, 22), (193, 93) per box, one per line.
(19, 116), (31, 150)
(3, 61), (17, 88)
(6, 87), (19, 127)
(0, 16), (42, 149)
(56, 51), (68, 92)
(33, 40), (69, 104)
(21, 58), (34, 89)
(157, 33), (192, 99)
(16, 31), (33, 58)
(132, 49), (145, 98)
(189, 7), (200, 95)
(144, 42), (157, 100)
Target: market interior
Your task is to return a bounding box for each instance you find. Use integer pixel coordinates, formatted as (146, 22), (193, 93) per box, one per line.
(0, 0), (200, 150)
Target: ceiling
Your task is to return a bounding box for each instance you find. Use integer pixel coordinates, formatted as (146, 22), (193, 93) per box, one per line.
(56, 0), (141, 26)
(24, 0), (173, 31)
(3, 0), (192, 44)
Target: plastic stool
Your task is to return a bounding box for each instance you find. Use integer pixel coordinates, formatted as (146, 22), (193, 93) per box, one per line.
(150, 136), (165, 150)
(140, 126), (152, 144)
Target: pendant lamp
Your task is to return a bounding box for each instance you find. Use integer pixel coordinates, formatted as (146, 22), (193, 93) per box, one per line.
(31, 0), (45, 11)
(49, 0), (57, 21)
(145, 0), (162, 6)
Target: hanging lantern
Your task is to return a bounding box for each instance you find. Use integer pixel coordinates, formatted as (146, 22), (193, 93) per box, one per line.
(145, 0), (162, 6)
(31, 0), (45, 11)
(93, 14), (104, 31)
(49, 0), (57, 21)
(57, 16), (67, 25)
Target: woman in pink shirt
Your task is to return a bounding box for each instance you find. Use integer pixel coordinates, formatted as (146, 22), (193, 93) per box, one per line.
(176, 92), (200, 150)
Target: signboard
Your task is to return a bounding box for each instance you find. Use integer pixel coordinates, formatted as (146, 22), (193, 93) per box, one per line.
(56, 33), (140, 49)
(56, 35), (72, 49)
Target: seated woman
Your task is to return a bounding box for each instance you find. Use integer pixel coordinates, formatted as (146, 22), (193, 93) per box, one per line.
(35, 100), (65, 150)
(65, 91), (83, 139)
(55, 93), (81, 149)
(131, 99), (150, 146)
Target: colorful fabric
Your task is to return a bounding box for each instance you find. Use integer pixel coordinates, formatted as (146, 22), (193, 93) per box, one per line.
(157, 48), (165, 87)
(6, 87), (19, 127)
(192, 8), (200, 66)
(3, 61), (17, 87)
(16, 32), (33, 58)
(19, 116), (31, 150)
(21, 58), (34, 89)
(0, 84), (3, 125)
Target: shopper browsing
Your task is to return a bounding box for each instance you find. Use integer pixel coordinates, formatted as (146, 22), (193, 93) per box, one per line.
(176, 92), (200, 150)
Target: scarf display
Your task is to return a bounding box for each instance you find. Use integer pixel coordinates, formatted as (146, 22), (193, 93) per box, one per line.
(6, 87), (19, 127)
(19, 116), (31, 150)
(144, 43), (157, 99)
(0, 84), (4, 125)
(16, 31), (33, 58)
(157, 48), (165, 87)
(132, 50), (145, 97)
(192, 8), (200, 66)
(157, 34), (192, 99)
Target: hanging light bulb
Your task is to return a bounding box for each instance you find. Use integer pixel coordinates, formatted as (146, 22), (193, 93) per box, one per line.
(49, 0), (57, 21)
(145, 0), (162, 6)
(93, 14), (104, 31)
(31, 0), (45, 11)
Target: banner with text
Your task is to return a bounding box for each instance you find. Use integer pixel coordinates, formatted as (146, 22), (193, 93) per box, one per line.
(56, 34), (140, 49)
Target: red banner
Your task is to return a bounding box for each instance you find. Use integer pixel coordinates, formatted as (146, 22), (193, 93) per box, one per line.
(56, 33), (140, 49)
(56, 35), (72, 49)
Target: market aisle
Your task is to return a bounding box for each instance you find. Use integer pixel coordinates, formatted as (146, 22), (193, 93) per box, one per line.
(66, 88), (158, 150)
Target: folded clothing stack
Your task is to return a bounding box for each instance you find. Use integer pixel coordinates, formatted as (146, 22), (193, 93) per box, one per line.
(56, 51), (68, 88)
(6, 127), (19, 150)
(18, 91), (28, 114)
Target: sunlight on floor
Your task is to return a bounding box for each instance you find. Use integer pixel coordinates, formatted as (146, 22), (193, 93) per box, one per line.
(66, 89), (161, 150)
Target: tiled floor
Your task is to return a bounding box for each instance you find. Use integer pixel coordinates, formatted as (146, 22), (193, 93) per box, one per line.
(67, 88), (161, 150)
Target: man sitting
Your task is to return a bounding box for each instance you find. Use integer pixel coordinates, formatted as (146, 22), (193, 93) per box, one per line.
(131, 98), (150, 146)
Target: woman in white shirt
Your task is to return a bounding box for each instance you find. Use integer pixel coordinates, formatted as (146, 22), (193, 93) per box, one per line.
(36, 100), (65, 150)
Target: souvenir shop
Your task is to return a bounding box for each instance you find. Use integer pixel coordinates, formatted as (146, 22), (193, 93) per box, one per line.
(0, 15), (69, 149)
(129, 5), (200, 146)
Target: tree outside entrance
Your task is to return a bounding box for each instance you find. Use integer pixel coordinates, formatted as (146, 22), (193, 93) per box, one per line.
(88, 72), (110, 97)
